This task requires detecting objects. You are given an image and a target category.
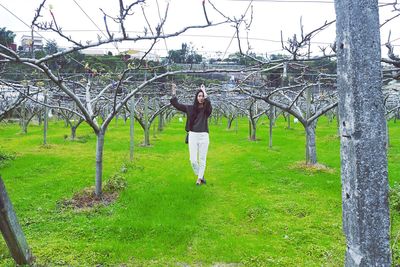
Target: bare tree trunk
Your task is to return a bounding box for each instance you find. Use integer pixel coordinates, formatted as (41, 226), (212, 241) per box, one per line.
(71, 126), (77, 140)
(158, 112), (164, 132)
(248, 118), (256, 141)
(21, 122), (28, 134)
(95, 131), (105, 197)
(305, 121), (317, 165)
(130, 94), (135, 161)
(251, 121), (256, 141)
(115, 113), (119, 126)
(235, 115), (238, 134)
(0, 177), (33, 265)
(283, 62), (289, 130)
(248, 120), (251, 139)
(227, 115), (234, 129)
(143, 95), (150, 146)
(20, 113), (36, 135)
(306, 87), (311, 123)
(153, 99), (156, 138)
(43, 92), (48, 145)
(335, 0), (391, 264)
(328, 111), (334, 124)
(144, 125), (150, 146)
(20, 102), (27, 134)
(269, 105), (274, 148)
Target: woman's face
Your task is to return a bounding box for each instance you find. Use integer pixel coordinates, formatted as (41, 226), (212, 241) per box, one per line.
(197, 91), (205, 104)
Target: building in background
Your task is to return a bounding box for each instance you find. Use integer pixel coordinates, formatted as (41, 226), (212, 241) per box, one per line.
(20, 35), (44, 52)
(122, 49), (160, 62)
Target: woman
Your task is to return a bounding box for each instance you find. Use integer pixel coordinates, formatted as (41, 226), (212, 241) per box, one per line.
(170, 83), (212, 185)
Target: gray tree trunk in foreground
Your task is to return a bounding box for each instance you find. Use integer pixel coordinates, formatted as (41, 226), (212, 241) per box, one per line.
(0, 176), (33, 265)
(335, 0), (391, 265)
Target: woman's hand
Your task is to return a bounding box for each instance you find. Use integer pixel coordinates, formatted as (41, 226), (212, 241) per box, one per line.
(200, 84), (207, 98)
(171, 83), (177, 96)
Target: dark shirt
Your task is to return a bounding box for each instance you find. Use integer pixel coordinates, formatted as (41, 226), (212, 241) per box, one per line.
(170, 96), (212, 133)
(192, 107), (209, 132)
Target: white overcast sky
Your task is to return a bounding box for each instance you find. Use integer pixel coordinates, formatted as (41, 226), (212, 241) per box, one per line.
(0, 0), (399, 59)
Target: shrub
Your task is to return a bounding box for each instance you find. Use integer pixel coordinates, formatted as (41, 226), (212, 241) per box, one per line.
(103, 173), (127, 193)
(0, 150), (16, 168)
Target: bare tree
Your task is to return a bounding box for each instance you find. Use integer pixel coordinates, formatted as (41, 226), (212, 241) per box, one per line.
(0, 82), (41, 125)
(0, 0), (238, 197)
(0, 85), (24, 122)
(241, 74), (337, 164)
(229, 97), (266, 141)
(129, 91), (170, 146)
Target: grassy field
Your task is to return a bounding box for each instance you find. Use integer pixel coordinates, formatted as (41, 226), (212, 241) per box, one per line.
(0, 116), (399, 266)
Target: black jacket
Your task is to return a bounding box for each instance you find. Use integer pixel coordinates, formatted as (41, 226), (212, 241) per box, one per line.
(170, 96), (212, 132)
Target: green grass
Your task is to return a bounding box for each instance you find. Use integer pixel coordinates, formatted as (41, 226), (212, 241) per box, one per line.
(0, 117), (399, 266)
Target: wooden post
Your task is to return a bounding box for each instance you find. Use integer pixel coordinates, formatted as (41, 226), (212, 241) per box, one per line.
(0, 176), (33, 265)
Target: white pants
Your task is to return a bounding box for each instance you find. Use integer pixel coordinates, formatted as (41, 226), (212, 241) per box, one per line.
(188, 131), (209, 179)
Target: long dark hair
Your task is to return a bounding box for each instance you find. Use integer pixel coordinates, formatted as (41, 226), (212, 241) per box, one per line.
(192, 90), (205, 110)
(189, 90), (207, 130)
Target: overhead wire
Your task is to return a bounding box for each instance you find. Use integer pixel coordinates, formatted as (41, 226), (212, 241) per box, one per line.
(5, 2), (399, 50)
(14, 28), (400, 53)
(155, 0), (169, 54)
(9, 30), (330, 44)
(1, 1), (399, 60)
(0, 2), (87, 68)
(221, 0), (254, 60)
(72, 0), (121, 54)
(0, 3), (47, 40)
